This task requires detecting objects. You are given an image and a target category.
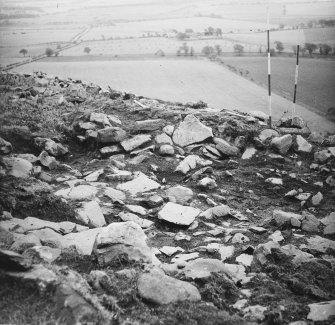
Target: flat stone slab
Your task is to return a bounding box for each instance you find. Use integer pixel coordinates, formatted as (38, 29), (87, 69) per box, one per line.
(117, 172), (160, 195)
(75, 201), (106, 228)
(138, 268), (201, 305)
(172, 114), (213, 147)
(119, 212), (153, 229)
(93, 221), (152, 265)
(121, 134), (152, 152)
(307, 300), (335, 322)
(158, 202), (201, 226)
(55, 185), (97, 201)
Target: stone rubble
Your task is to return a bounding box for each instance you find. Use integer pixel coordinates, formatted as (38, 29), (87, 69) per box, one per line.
(1, 71), (335, 324)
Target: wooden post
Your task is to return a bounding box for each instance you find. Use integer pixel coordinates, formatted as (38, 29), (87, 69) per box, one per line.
(267, 6), (272, 127)
(292, 44), (300, 116)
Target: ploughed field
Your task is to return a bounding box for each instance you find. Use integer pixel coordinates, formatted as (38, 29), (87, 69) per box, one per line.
(220, 56), (335, 118)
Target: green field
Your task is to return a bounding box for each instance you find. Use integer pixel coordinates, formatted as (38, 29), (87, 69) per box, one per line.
(220, 56), (335, 116)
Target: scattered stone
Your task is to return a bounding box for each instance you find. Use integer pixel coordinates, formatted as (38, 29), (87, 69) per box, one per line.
(175, 154), (212, 174)
(159, 144), (175, 156)
(10, 233), (41, 253)
(232, 233), (250, 244)
(172, 114), (213, 147)
(259, 129), (279, 142)
(243, 305), (267, 322)
(90, 112), (110, 126)
(251, 241), (281, 271)
(44, 139), (68, 157)
(119, 212), (153, 229)
(126, 205), (147, 216)
(84, 169), (104, 182)
(98, 127), (127, 143)
(213, 138), (239, 156)
(75, 201), (106, 228)
(311, 192), (323, 206)
(301, 213), (320, 233)
(249, 226), (267, 234)
(271, 134), (293, 155)
(138, 268), (201, 305)
(3, 157), (33, 178)
(0, 249), (32, 271)
(307, 300), (335, 322)
(121, 134), (152, 152)
(236, 254), (253, 267)
(99, 145), (123, 157)
(265, 178), (283, 185)
(117, 172), (160, 195)
(158, 202), (201, 226)
(163, 125), (174, 136)
(134, 119), (165, 131)
(55, 185), (97, 201)
(273, 210), (303, 227)
(155, 133), (173, 145)
(269, 230), (284, 242)
(23, 246), (61, 263)
(147, 195), (164, 208)
(0, 137), (12, 154)
(197, 177), (217, 189)
(104, 187), (126, 203)
(160, 246), (184, 256)
(314, 150), (331, 163)
(201, 205), (231, 219)
(93, 221), (152, 265)
(38, 151), (58, 170)
(241, 147), (257, 160)
(302, 236), (335, 254)
(285, 189), (298, 197)
(295, 135), (312, 153)
(281, 244), (313, 264)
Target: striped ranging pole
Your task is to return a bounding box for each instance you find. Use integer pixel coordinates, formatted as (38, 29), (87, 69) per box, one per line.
(292, 44), (300, 116)
(266, 6), (272, 128)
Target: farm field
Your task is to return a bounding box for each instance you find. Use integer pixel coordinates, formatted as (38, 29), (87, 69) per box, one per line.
(13, 57), (334, 134)
(220, 56), (335, 116)
(82, 17), (277, 40)
(230, 27), (335, 50)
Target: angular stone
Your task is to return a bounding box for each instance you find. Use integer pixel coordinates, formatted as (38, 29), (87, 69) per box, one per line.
(38, 151), (58, 170)
(10, 233), (41, 253)
(44, 140), (68, 157)
(104, 187), (126, 203)
(138, 268), (201, 305)
(155, 133), (173, 145)
(84, 169), (104, 182)
(201, 205), (231, 219)
(0, 249), (32, 271)
(119, 212), (153, 229)
(30, 228), (65, 248)
(99, 145), (123, 157)
(159, 144), (175, 156)
(19, 217), (76, 234)
(108, 114), (122, 126)
(117, 172), (160, 195)
(121, 134), (151, 152)
(23, 246), (61, 263)
(241, 147), (257, 160)
(55, 185), (97, 201)
(311, 192), (323, 206)
(295, 135), (312, 153)
(163, 125), (174, 136)
(160, 246), (184, 256)
(197, 177), (217, 189)
(158, 202), (201, 226)
(269, 230), (284, 242)
(147, 195), (164, 208)
(0, 137), (12, 154)
(134, 119), (165, 131)
(304, 236), (335, 253)
(63, 228), (103, 255)
(166, 185), (194, 205)
(175, 155), (212, 174)
(259, 129), (279, 142)
(183, 258), (232, 280)
(93, 221), (152, 265)
(280, 244), (313, 264)
(125, 205), (147, 216)
(172, 115), (213, 147)
(98, 127), (127, 143)
(75, 201), (106, 228)
(7, 264), (57, 291)
(232, 233), (250, 244)
(251, 241), (281, 272)
(314, 150), (331, 163)
(307, 301), (335, 322)
(273, 210), (303, 227)
(214, 138), (240, 156)
(3, 157), (33, 178)
(90, 112), (110, 126)
(271, 134), (293, 155)
(301, 214), (320, 233)
(236, 254), (253, 267)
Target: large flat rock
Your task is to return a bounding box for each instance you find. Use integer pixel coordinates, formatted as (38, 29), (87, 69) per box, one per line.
(158, 202), (201, 226)
(172, 114), (213, 147)
(138, 268), (201, 305)
(117, 172), (160, 195)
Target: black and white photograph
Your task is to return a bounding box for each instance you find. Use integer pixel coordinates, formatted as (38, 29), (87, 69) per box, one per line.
(0, 0), (335, 324)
